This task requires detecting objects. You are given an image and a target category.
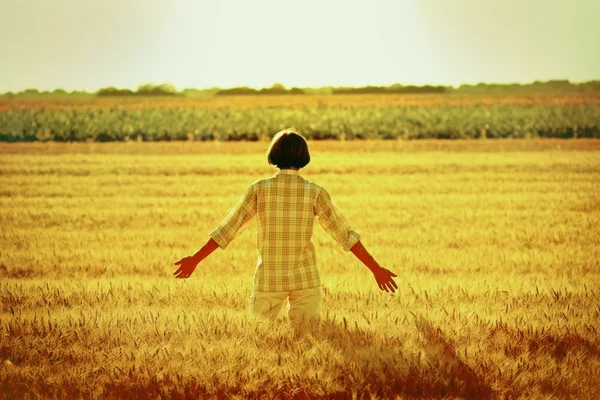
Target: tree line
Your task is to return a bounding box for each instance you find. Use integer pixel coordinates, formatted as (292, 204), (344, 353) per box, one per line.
(2, 80), (599, 97)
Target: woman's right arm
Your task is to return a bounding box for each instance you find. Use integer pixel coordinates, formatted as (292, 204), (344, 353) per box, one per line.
(314, 187), (398, 293)
(350, 240), (398, 293)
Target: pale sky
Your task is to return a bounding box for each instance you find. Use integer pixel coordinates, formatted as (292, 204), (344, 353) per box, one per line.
(1, 0), (599, 92)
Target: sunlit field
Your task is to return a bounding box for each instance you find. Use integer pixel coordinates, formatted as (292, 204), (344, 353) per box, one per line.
(1, 140), (599, 399)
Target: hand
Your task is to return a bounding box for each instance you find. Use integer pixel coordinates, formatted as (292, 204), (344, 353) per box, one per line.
(173, 256), (198, 279)
(373, 267), (398, 293)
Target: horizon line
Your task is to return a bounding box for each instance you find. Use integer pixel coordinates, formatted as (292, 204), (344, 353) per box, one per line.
(4, 77), (600, 94)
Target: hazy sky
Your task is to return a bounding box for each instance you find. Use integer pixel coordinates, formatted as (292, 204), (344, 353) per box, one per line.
(1, 0), (598, 92)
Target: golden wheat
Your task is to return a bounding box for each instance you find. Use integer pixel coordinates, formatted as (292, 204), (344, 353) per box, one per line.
(1, 140), (599, 398)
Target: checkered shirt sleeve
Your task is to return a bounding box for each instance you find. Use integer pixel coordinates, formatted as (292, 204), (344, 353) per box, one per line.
(315, 187), (361, 251)
(209, 183), (257, 249)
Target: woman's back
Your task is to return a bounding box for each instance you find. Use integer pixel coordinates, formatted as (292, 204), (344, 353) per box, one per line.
(212, 168), (360, 292)
(257, 169), (318, 273)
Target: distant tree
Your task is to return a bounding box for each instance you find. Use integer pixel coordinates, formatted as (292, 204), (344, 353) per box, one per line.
(216, 86), (258, 95)
(216, 83), (306, 96)
(581, 80), (600, 92)
(332, 84), (446, 95)
(97, 86), (135, 96)
(451, 79), (599, 94)
(182, 87), (221, 97)
(259, 83), (289, 95)
(19, 88), (40, 96)
(137, 83), (178, 96)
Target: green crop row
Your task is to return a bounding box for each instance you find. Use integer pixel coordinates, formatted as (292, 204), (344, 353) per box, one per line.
(1, 104), (599, 141)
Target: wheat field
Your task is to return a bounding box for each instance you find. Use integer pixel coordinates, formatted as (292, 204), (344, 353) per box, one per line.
(1, 140), (599, 399)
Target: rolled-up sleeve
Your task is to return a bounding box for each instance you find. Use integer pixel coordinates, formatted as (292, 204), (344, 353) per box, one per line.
(315, 187), (360, 251)
(209, 183), (257, 249)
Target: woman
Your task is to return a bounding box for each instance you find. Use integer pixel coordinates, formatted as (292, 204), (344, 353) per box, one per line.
(174, 129), (397, 321)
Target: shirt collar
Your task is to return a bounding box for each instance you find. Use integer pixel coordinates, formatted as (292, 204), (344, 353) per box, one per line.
(275, 169), (300, 176)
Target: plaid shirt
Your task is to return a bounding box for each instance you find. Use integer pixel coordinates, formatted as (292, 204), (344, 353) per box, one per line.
(209, 169), (360, 292)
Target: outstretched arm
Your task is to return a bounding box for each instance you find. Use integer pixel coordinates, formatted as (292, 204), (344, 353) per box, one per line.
(173, 237), (220, 279)
(350, 240), (398, 293)
(173, 183), (257, 279)
(314, 187), (398, 293)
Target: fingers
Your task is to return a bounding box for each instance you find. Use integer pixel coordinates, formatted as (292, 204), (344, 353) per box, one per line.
(378, 283), (388, 292)
(385, 281), (396, 293)
(174, 265), (190, 279)
(377, 278), (398, 293)
(174, 259), (183, 266)
(174, 270), (190, 279)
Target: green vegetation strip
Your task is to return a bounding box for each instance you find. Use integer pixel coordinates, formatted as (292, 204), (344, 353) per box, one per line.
(1, 104), (599, 141)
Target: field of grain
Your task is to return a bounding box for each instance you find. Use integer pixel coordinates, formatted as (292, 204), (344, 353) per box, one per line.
(1, 140), (600, 399)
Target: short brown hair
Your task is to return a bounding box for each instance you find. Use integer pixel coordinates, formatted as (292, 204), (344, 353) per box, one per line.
(267, 129), (310, 169)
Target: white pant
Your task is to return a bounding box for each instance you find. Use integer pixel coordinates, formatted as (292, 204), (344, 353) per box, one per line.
(249, 286), (321, 321)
